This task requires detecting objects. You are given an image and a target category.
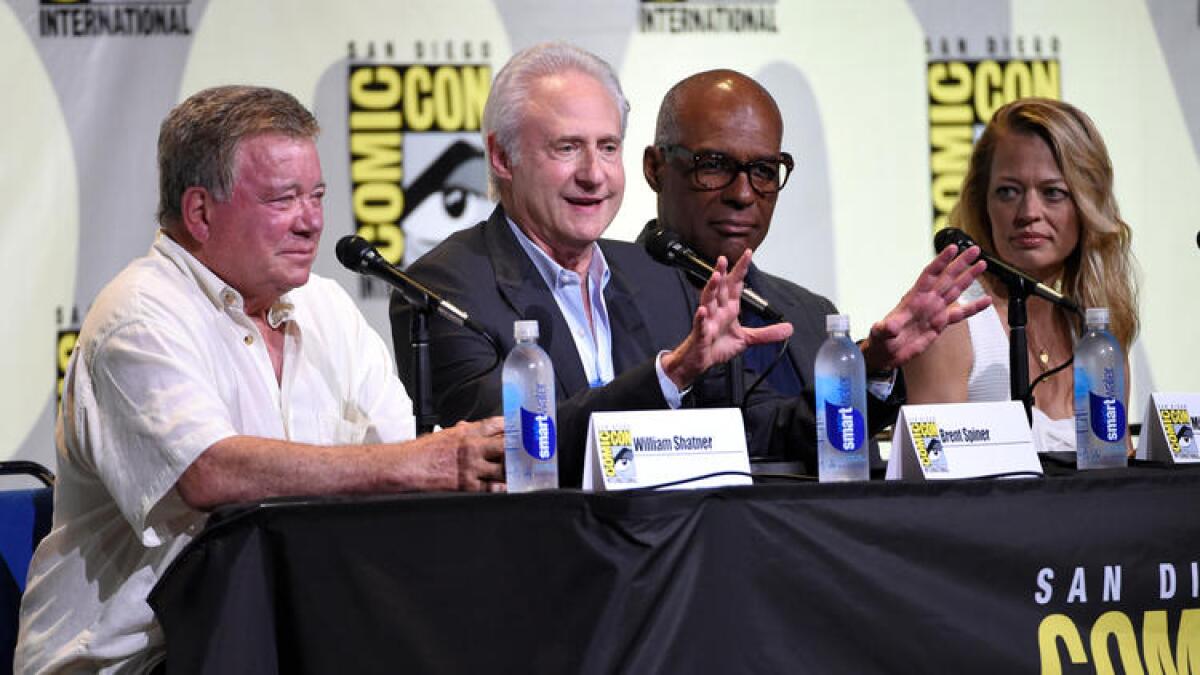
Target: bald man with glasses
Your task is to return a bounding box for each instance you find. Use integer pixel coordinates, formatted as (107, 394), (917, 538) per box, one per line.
(640, 69), (990, 469)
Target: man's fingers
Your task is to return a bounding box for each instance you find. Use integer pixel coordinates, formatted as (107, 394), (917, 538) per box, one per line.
(955, 295), (992, 323)
(458, 437), (506, 492)
(941, 259), (986, 303)
(480, 436), (504, 462)
(477, 416), (505, 436)
(729, 248), (753, 283)
(744, 322), (793, 345)
(918, 244), (977, 298)
(919, 244), (956, 282)
(698, 268), (722, 308)
(941, 246), (982, 283)
(476, 452), (505, 482)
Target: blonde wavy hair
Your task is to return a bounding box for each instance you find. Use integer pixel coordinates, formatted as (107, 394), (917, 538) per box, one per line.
(949, 97), (1139, 349)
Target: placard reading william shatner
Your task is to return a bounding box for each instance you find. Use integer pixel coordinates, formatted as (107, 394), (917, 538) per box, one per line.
(583, 409), (750, 491)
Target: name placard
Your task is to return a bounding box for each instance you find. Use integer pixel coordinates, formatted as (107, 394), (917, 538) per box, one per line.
(886, 401), (1041, 480)
(582, 408), (752, 491)
(1136, 393), (1200, 463)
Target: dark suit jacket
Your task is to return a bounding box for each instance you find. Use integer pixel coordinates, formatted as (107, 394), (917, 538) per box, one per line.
(390, 206), (694, 487)
(637, 221), (899, 471)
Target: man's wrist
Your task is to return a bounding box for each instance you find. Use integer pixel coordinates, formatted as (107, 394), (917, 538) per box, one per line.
(857, 336), (890, 374)
(660, 341), (699, 390)
(655, 351), (690, 408)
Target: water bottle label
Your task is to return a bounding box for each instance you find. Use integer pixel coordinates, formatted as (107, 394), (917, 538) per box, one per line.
(520, 407), (556, 460)
(1088, 392), (1126, 443)
(823, 400), (865, 453)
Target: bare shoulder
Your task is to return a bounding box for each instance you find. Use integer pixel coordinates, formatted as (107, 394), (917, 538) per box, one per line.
(903, 319), (974, 404)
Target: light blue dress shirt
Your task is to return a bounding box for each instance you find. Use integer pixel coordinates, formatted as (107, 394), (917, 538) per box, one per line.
(507, 218), (684, 407)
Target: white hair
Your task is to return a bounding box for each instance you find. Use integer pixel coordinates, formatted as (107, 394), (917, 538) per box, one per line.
(482, 42), (629, 200)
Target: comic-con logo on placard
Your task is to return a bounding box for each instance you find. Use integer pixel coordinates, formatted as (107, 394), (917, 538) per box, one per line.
(598, 426), (638, 484)
(1158, 406), (1199, 459)
(908, 419), (948, 473)
(347, 45), (494, 298)
(927, 36), (1060, 231)
(39, 0), (192, 37)
(639, 0), (778, 33)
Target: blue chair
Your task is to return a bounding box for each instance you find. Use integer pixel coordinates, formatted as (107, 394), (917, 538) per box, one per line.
(0, 461), (54, 675)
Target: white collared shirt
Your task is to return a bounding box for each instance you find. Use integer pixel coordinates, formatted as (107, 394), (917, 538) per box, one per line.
(16, 232), (415, 674)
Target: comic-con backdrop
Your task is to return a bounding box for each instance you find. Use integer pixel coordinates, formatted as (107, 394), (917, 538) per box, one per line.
(3, 0), (1197, 467)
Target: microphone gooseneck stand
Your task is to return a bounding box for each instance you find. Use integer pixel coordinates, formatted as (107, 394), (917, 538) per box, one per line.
(410, 309), (438, 436)
(336, 235), (502, 435)
(1006, 279), (1034, 424)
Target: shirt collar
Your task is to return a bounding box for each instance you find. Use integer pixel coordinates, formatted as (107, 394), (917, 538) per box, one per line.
(506, 216), (610, 293)
(153, 230), (296, 328)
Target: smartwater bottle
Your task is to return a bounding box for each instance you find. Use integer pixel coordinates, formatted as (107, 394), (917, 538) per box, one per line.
(815, 314), (869, 482)
(502, 320), (558, 491)
(1074, 307), (1128, 469)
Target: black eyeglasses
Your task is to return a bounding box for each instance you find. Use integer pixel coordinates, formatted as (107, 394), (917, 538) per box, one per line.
(660, 144), (794, 195)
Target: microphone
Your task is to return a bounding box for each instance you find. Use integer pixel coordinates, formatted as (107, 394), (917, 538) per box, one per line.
(335, 235), (484, 333)
(933, 227), (1079, 313)
(643, 225), (783, 322)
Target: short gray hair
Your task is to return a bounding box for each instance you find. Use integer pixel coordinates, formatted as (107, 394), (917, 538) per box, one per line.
(157, 85), (319, 228)
(482, 42), (629, 200)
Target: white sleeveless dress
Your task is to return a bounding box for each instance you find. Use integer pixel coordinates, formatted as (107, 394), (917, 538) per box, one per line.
(961, 281), (1075, 453)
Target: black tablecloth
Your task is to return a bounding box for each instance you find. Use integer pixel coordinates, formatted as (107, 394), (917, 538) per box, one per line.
(150, 468), (1200, 674)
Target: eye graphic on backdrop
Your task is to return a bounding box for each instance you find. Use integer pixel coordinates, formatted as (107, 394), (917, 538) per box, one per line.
(401, 140), (492, 267)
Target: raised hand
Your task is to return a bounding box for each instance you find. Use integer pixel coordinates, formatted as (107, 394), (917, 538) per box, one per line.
(861, 244), (990, 371)
(661, 249), (793, 389)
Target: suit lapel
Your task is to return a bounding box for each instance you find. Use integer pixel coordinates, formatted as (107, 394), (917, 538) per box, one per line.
(600, 245), (658, 374)
(484, 207), (590, 396)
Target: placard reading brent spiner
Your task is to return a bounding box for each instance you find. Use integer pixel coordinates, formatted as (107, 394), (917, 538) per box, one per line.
(886, 401), (1041, 480)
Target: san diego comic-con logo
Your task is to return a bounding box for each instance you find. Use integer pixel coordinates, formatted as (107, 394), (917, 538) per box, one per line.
(927, 35), (1060, 231)
(39, 0), (192, 38)
(907, 419), (948, 472)
(1158, 406), (1199, 459)
(598, 426), (637, 484)
(639, 0), (778, 34)
(346, 41), (494, 298)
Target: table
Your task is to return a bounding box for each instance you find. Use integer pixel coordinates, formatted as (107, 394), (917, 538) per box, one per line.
(150, 467), (1200, 674)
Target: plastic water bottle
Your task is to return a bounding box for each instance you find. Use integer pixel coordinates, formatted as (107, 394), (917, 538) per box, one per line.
(1074, 307), (1128, 469)
(815, 314), (869, 482)
(502, 320), (558, 491)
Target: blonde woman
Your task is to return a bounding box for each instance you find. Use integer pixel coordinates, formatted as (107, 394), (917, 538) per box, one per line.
(904, 98), (1138, 452)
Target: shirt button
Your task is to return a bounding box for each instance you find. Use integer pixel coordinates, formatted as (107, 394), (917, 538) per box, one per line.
(244, 335), (254, 346)
(221, 290), (236, 305)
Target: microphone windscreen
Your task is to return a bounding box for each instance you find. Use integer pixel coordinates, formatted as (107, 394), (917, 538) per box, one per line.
(336, 235), (372, 270)
(643, 226), (679, 265)
(933, 227), (975, 254)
